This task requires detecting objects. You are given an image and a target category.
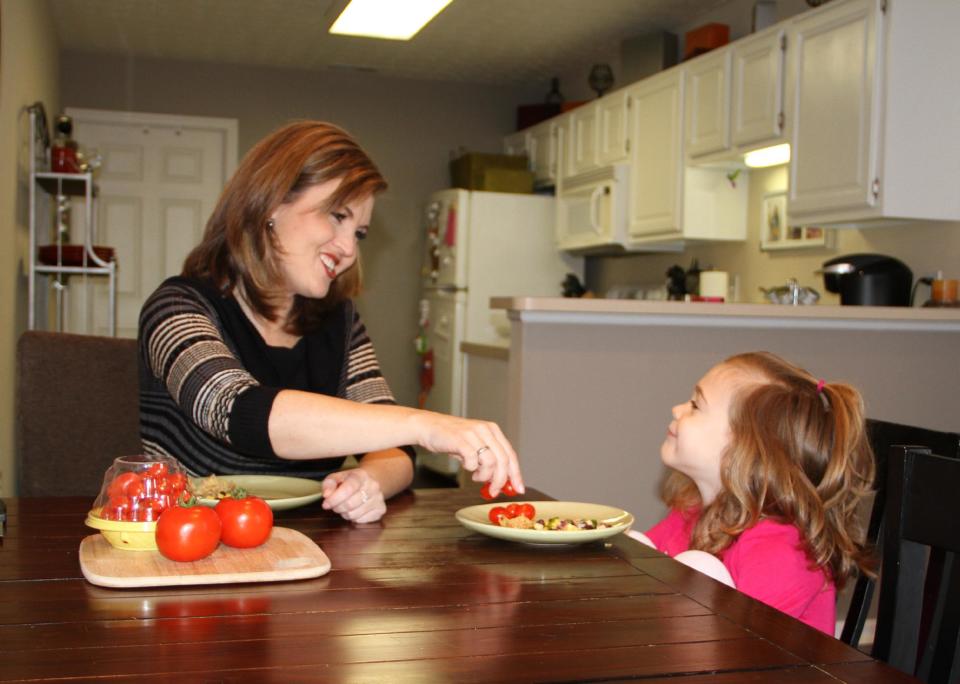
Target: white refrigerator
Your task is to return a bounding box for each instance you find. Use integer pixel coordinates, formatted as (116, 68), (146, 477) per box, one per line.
(416, 188), (583, 475)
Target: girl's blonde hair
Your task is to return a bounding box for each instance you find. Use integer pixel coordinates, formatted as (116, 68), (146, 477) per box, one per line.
(662, 351), (875, 587)
(182, 120), (387, 334)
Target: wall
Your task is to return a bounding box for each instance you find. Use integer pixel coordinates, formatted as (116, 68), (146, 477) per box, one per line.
(0, 0), (60, 497)
(59, 52), (537, 412)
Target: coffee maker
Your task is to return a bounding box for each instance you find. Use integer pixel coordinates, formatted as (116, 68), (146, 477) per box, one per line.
(820, 254), (913, 306)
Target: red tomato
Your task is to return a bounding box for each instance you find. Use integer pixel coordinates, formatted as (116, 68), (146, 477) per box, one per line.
(488, 506), (508, 525)
(519, 503), (536, 520)
(505, 503), (521, 518)
(215, 495), (273, 548)
(107, 472), (142, 499)
(481, 479), (518, 500)
(155, 504), (222, 562)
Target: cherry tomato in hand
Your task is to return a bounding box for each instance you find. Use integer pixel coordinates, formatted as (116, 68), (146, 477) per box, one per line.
(215, 494), (273, 548)
(488, 506), (508, 525)
(155, 503), (221, 562)
(480, 479), (518, 500)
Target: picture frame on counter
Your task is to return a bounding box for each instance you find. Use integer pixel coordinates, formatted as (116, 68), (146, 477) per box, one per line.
(760, 191), (832, 251)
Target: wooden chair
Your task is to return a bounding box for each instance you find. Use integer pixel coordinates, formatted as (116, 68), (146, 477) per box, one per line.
(15, 330), (142, 496)
(872, 446), (960, 683)
(840, 419), (960, 648)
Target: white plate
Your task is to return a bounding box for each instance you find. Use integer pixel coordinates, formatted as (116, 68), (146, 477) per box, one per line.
(191, 475), (323, 511)
(456, 501), (633, 545)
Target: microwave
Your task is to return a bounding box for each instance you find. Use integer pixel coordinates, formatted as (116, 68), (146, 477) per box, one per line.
(555, 165), (631, 253)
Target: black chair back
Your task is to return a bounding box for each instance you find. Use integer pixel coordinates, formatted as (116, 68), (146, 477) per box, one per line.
(841, 419), (960, 648)
(15, 331), (142, 496)
(873, 446), (960, 683)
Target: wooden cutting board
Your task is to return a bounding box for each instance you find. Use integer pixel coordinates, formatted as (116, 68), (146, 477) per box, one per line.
(79, 527), (331, 588)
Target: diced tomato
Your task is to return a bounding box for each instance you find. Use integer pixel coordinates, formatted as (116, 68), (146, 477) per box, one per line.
(505, 503), (521, 519)
(519, 503), (536, 520)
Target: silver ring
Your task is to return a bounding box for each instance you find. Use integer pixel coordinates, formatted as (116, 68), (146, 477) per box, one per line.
(360, 489), (369, 504)
(476, 445), (490, 458)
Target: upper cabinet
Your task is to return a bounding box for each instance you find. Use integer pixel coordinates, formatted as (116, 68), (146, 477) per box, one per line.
(787, 0), (960, 226)
(596, 88), (630, 165)
(628, 69), (748, 244)
(684, 49), (732, 158)
(502, 120), (558, 188)
(564, 101), (600, 178)
(731, 27), (786, 149)
(628, 71), (683, 237)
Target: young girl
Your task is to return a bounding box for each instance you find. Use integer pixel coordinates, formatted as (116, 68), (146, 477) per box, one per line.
(642, 351), (875, 635)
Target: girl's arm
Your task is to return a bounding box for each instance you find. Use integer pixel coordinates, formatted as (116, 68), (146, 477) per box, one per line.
(320, 447), (414, 523)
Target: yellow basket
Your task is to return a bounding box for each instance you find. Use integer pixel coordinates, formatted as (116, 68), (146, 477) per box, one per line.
(85, 513), (158, 551)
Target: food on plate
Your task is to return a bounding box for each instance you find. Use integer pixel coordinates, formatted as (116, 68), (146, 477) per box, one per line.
(98, 462), (188, 522)
(533, 517), (612, 531)
(215, 493), (274, 548)
(155, 498), (222, 562)
(480, 478), (519, 500)
(488, 502), (537, 527)
(193, 474), (238, 499)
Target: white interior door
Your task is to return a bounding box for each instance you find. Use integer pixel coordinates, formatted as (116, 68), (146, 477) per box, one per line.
(66, 109), (237, 337)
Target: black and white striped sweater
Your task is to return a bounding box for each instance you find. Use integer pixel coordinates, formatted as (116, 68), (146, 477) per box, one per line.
(138, 276), (413, 478)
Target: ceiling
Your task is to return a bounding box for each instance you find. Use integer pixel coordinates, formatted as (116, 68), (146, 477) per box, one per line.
(48, 0), (732, 87)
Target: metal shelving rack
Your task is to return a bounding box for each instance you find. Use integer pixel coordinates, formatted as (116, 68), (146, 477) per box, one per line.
(27, 104), (117, 335)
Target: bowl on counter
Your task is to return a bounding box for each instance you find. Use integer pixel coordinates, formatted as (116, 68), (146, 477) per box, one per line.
(760, 279), (820, 306)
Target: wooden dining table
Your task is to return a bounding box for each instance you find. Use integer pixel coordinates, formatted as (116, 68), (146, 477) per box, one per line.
(0, 486), (919, 683)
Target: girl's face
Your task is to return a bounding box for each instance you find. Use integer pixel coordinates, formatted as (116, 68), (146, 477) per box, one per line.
(269, 177), (373, 304)
(661, 364), (750, 504)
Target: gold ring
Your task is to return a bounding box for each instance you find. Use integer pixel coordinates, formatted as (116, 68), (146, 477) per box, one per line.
(476, 446), (490, 457)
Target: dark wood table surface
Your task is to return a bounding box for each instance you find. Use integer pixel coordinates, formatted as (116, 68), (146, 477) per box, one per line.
(0, 487), (918, 683)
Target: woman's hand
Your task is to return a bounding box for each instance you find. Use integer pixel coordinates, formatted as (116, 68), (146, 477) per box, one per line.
(414, 412), (524, 497)
(321, 468), (386, 523)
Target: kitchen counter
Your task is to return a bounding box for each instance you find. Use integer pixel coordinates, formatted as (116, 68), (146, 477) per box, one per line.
(490, 296), (960, 530)
(491, 297), (960, 331)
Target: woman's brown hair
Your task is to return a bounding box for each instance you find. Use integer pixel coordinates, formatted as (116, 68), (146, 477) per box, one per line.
(182, 120), (387, 333)
(661, 351), (876, 587)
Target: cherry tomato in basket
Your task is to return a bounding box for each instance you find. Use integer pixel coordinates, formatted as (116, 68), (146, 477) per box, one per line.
(518, 503), (536, 520)
(156, 502), (222, 562)
(107, 472), (143, 499)
(215, 494), (273, 548)
(488, 506), (508, 525)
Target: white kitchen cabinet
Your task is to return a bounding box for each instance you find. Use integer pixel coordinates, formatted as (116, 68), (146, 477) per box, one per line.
(562, 102), (600, 179)
(628, 70), (683, 237)
(684, 48), (731, 158)
(628, 68), (748, 245)
(528, 119), (558, 187)
(786, 0), (960, 226)
(597, 88), (630, 165)
(731, 26), (786, 149)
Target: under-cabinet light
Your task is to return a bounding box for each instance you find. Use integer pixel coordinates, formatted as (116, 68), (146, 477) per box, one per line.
(744, 143), (791, 168)
(329, 0), (454, 40)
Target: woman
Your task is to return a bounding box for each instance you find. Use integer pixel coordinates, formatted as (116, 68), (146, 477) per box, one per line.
(139, 121), (523, 523)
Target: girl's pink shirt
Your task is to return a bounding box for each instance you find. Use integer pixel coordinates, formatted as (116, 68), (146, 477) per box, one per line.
(646, 509), (836, 635)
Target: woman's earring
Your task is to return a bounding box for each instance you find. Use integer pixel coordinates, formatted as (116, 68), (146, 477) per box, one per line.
(266, 218), (275, 230)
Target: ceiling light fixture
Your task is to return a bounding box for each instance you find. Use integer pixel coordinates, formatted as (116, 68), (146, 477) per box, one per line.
(743, 143), (791, 168)
(329, 0), (454, 40)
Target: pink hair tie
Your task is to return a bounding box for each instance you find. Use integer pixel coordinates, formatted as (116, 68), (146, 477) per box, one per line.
(816, 379), (830, 411)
